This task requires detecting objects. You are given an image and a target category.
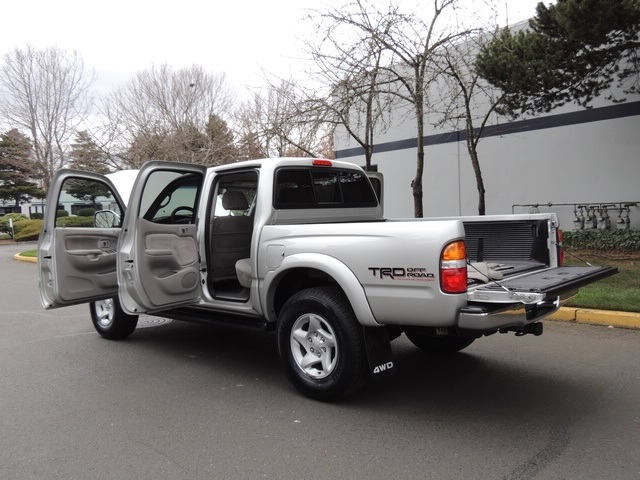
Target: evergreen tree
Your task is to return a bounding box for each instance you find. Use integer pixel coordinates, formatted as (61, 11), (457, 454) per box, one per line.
(476, 0), (640, 114)
(68, 131), (110, 174)
(205, 114), (237, 165)
(0, 129), (44, 208)
(66, 131), (110, 205)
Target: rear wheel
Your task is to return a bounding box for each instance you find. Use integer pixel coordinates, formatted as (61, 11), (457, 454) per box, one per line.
(277, 286), (368, 401)
(90, 297), (138, 339)
(404, 328), (475, 354)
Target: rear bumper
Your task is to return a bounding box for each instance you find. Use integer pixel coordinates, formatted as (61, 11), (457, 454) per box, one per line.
(457, 297), (561, 332)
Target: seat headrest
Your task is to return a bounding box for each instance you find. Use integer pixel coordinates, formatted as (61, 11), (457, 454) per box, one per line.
(222, 190), (248, 211)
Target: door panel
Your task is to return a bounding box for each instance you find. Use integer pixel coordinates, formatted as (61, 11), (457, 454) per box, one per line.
(118, 161), (206, 314)
(38, 170), (125, 309)
(52, 229), (120, 302)
(136, 218), (199, 305)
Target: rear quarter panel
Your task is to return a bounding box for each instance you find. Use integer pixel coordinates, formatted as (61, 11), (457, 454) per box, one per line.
(258, 219), (467, 327)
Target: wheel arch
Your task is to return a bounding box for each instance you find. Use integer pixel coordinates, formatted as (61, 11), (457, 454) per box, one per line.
(262, 253), (379, 327)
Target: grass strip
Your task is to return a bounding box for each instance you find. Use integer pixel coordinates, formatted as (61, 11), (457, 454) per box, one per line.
(564, 251), (640, 313)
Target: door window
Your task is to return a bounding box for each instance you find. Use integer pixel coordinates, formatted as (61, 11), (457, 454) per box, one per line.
(55, 177), (123, 228)
(140, 171), (201, 224)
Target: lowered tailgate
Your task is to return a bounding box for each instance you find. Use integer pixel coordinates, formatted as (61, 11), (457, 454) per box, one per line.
(460, 265), (618, 332)
(468, 265), (619, 304)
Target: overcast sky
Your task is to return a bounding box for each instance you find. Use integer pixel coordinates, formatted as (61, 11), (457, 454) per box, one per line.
(0, 0), (544, 98)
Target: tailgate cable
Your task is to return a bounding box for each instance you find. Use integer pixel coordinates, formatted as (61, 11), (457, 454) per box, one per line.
(467, 261), (511, 293)
(467, 261), (545, 304)
(554, 242), (593, 266)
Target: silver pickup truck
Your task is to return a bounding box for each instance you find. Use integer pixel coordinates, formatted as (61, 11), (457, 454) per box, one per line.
(38, 158), (617, 400)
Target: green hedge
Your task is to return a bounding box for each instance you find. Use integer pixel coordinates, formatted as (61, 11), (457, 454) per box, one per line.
(1, 212), (28, 222)
(0, 213), (28, 235)
(14, 219), (43, 242)
(77, 208), (96, 217)
(8, 216), (95, 241)
(56, 216), (94, 227)
(563, 229), (640, 251)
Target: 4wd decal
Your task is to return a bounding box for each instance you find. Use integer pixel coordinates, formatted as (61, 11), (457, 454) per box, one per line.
(373, 361), (394, 375)
(368, 267), (435, 281)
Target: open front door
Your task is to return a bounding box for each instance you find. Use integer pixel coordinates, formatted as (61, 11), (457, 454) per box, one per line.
(117, 162), (206, 314)
(39, 170), (125, 309)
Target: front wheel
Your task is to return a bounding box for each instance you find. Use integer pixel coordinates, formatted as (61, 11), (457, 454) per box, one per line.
(277, 287), (368, 401)
(404, 328), (475, 354)
(90, 297), (138, 340)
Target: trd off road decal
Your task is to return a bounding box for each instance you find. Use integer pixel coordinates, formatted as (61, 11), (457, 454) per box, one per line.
(368, 267), (435, 281)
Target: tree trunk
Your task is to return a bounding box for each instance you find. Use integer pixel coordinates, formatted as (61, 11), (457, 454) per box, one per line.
(466, 124), (485, 216)
(413, 105), (425, 218)
(364, 145), (373, 171)
(413, 146), (424, 218)
(469, 148), (485, 215)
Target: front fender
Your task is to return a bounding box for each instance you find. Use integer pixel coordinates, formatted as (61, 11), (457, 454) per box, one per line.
(261, 253), (380, 327)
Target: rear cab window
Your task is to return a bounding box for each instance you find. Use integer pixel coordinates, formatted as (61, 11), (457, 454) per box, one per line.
(274, 168), (378, 209)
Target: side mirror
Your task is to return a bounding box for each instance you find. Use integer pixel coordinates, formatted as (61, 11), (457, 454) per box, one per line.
(94, 210), (121, 228)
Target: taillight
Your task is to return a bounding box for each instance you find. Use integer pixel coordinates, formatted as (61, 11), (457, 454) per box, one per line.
(440, 240), (467, 294)
(557, 228), (564, 266)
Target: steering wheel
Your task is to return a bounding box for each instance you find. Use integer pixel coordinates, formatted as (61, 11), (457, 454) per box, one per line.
(170, 206), (194, 223)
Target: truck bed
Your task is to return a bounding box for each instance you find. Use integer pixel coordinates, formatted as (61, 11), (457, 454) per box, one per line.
(462, 216), (617, 300)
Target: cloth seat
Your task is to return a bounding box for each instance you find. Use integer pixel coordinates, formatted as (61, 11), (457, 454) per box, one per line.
(235, 258), (251, 288)
(210, 191), (253, 283)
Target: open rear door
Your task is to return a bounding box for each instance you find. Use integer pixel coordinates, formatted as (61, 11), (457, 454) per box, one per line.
(117, 161), (206, 315)
(39, 170), (125, 309)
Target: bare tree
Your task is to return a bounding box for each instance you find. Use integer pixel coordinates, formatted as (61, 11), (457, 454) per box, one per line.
(435, 31), (506, 215)
(319, 0), (470, 217)
(305, 7), (394, 171)
(0, 45), (94, 189)
(102, 64), (236, 167)
(236, 79), (332, 159)
(235, 99), (269, 160)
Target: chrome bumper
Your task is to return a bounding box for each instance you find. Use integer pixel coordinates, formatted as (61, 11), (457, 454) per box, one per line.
(457, 297), (561, 331)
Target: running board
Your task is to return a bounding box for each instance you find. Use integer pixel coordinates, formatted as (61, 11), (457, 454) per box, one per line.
(150, 306), (272, 331)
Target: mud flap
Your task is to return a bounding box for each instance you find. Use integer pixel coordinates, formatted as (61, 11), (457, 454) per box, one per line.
(363, 326), (395, 380)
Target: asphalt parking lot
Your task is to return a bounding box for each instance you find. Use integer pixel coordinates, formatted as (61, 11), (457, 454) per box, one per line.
(2, 241), (640, 480)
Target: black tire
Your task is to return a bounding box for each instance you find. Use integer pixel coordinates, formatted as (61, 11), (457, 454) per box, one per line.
(404, 328), (475, 354)
(90, 297), (139, 340)
(277, 286), (368, 401)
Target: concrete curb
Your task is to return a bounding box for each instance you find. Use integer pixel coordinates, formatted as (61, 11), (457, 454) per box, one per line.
(11, 251), (640, 330)
(548, 307), (640, 330)
(13, 253), (37, 263)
